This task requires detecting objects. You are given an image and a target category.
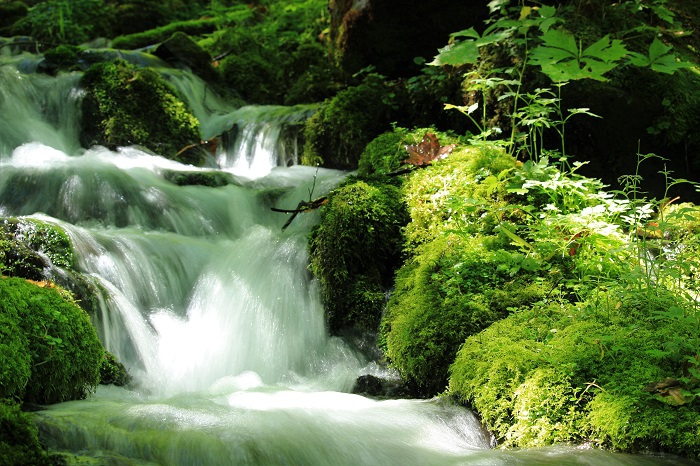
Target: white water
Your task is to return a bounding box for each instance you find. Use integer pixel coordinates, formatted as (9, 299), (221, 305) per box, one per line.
(1, 55), (696, 465)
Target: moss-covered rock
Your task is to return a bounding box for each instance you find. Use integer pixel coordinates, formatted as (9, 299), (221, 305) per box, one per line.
(381, 233), (549, 396)
(0, 402), (53, 466)
(163, 169), (236, 187)
(111, 16), (221, 50)
(309, 179), (408, 336)
(0, 277), (104, 404)
(153, 32), (218, 83)
(0, 218), (74, 280)
(449, 287), (700, 457)
(302, 76), (396, 169)
(80, 59), (202, 162)
(100, 351), (131, 387)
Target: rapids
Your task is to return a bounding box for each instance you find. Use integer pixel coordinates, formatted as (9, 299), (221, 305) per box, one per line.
(0, 49), (696, 465)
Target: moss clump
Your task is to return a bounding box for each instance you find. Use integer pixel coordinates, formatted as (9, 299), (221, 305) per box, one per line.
(309, 179), (408, 336)
(0, 218), (75, 280)
(154, 32), (218, 82)
(80, 59), (201, 162)
(163, 170), (236, 187)
(381, 233), (549, 396)
(0, 402), (54, 466)
(302, 76), (395, 169)
(0, 277), (104, 404)
(100, 352), (131, 387)
(449, 287), (700, 457)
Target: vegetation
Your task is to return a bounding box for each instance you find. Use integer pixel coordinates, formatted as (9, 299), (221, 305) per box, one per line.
(80, 59), (201, 161)
(309, 178), (408, 337)
(302, 74), (396, 168)
(0, 402), (55, 466)
(0, 277), (104, 404)
(2, 0), (700, 460)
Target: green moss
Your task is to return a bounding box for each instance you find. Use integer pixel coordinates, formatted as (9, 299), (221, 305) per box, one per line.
(153, 32), (218, 83)
(111, 17), (222, 50)
(381, 234), (549, 396)
(401, 145), (517, 248)
(302, 76), (395, 169)
(0, 277), (104, 404)
(163, 170), (236, 187)
(219, 52), (280, 104)
(100, 352), (131, 387)
(80, 59), (201, 161)
(0, 401), (52, 466)
(0, 218), (75, 279)
(309, 179), (409, 335)
(448, 287), (700, 457)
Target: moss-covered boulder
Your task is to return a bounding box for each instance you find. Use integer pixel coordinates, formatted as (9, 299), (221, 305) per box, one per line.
(0, 277), (104, 404)
(100, 351), (131, 387)
(154, 32), (218, 82)
(302, 76), (396, 169)
(449, 287), (700, 457)
(80, 59), (201, 162)
(0, 218), (74, 280)
(309, 179), (408, 337)
(381, 233), (549, 397)
(0, 402), (54, 466)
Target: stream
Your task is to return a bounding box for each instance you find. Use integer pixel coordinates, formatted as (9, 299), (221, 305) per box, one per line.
(0, 46), (696, 465)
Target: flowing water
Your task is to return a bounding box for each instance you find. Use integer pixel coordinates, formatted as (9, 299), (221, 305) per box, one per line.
(0, 50), (696, 465)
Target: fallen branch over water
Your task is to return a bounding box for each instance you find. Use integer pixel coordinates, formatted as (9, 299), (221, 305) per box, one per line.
(271, 197), (328, 229)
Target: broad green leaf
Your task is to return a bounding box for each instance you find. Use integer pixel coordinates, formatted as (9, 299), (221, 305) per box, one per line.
(538, 5), (557, 19)
(649, 36), (672, 62)
(582, 35), (628, 63)
(628, 51), (650, 67)
(539, 28), (579, 56)
(450, 27), (481, 40)
(430, 41), (479, 66)
(629, 38), (693, 74)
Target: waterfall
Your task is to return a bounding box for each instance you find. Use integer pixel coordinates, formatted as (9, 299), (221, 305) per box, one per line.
(1, 53), (690, 466)
(216, 105), (317, 178)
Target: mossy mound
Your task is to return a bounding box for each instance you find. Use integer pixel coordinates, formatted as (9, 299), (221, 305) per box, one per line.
(0, 402), (54, 466)
(381, 233), (550, 396)
(309, 179), (408, 336)
(0, 218), (74, 280)
(449, 287), (700, 457)
(302, 75), (396, 169)
(100, 352), (131, 387)
(0, 277), (104, 404)
(153, 32), (218, 82)
(357, 127), (465, 178)
(80, 59), (201, 162)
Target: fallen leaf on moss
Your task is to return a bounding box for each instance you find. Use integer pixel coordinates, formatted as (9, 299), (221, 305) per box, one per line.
(403, 133), (455, 167)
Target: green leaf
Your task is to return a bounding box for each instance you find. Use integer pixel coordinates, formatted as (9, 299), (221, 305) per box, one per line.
(430, 41), (480, 66)
(530, 31), (627, 82)
(582, 35), (627, 63)
(629, 38), (693, 74)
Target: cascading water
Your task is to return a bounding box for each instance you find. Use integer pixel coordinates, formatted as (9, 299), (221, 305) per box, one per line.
(1, 50), (696, 465)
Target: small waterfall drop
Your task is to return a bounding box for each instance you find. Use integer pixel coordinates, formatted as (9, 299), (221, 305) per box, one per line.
(216, 105), (316, 178)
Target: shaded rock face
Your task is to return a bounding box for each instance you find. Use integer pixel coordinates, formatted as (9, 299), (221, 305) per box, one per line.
(329, 0), (489, 77)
